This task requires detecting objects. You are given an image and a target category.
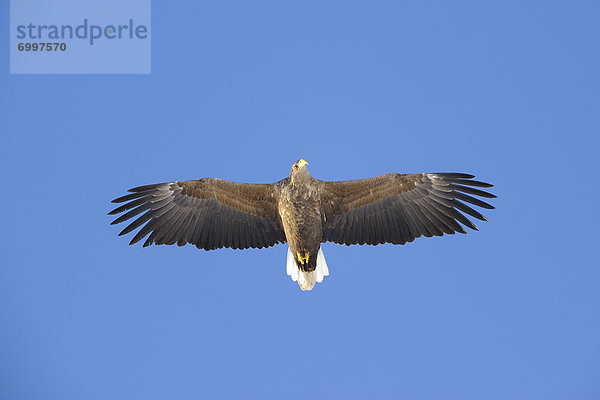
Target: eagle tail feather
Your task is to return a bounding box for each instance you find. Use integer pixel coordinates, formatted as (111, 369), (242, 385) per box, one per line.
(286, 247), (329, 291)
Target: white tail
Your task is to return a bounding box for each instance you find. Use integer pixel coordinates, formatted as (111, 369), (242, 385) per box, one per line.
(286, 247), (329, 291)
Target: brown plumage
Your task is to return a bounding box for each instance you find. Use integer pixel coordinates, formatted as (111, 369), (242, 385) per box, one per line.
(109, 159), (495, 290)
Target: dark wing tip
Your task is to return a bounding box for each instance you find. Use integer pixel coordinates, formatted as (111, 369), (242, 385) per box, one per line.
(129, 183), (165, 192)
(433, 172), (475, 179)
(432, 173), (494, 188)
(456, 179), (494, 189)
(111, 195), (129, 204)
(111, 192), (147, 204)
(478, 182), (494, 188)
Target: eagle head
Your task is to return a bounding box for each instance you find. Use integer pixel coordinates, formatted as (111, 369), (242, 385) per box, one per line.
(290, 159), (310, 184)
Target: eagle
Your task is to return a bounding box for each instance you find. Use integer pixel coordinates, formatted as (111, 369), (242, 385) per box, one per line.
(109, 159), (495, 290)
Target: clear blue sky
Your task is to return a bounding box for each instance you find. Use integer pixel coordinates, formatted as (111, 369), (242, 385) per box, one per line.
(2, 1), (599, 399)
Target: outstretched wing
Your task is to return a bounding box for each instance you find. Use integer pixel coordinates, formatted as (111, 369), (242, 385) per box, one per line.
(319, 173), (495, 245)
(109, 178), (287, 250)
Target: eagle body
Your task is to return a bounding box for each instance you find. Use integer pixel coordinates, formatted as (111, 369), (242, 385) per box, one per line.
(279, 163), (322, 273)
(110, 159), (495, 291)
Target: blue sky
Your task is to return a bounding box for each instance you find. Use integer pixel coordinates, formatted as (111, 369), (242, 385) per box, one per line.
(2, 1), (599, 399)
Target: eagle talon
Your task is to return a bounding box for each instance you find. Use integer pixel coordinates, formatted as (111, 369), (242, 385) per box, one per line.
(296, 250), (310, 265)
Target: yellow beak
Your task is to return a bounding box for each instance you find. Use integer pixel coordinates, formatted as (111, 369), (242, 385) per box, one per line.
(297, 159), (308, 168)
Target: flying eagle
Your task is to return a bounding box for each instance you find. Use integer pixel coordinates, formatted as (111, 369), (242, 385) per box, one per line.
(109, 159), (495, 290)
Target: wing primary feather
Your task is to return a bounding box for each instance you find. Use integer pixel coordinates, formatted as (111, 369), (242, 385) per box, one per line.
(434, 201), (479, 231)
(414, 186), (458, 234)
(403, 199), (432, 237)
(409, 203), (437, 237)
(169, 208), (194, 246)
(414, 199), (448, 235)
(411, 208), (434, 237)
(454, 192), (495, 209)
(128, 183), (166, 192)
(119, 211), (153, 236)
(175, 208), (196, 246)
(151, 201), (177, 218)
(149, 206), (181, 243)
(451, 184), (497, 199)
(155, 206), (187, 245)
(112, 191), (150, 204)
(108, 196), (151, 215)
(452, 210), (478, 231)
(143, 230), (158, 247)
(451, 179), (494, 188)
(164, 198), (195, 245)
(418, 202), (454, 234)
(416, 203), (444, 236)
(149, 196), (176, 211)
(129, 218), (158, 245)
(434, 173), (475, 179)
(422, 197), (466, 234)
(179, 207), (200, 246)
(111, 203), (151, 225)
(454, 200), (488, 221)
(428, 191), (455, 208)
